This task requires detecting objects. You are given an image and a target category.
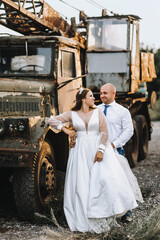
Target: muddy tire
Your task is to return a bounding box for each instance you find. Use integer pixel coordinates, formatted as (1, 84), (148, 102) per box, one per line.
(13, 140), (56, 220)
(134, 115), (149, 161)
(124, 120), (139, 168)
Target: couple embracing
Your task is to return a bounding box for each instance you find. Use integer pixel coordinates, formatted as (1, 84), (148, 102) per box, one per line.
(48, 83), (143, 234)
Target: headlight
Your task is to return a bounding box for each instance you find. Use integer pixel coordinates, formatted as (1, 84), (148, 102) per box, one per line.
(0, 118), (29, 138)
(0, 120), (5, 136)
(18, 123), (25, 132)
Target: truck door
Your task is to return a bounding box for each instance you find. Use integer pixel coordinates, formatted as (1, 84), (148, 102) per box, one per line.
(57, 47), (82, 114)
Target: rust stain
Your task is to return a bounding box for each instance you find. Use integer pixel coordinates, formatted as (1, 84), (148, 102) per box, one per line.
(43, 2), (71, 36)
(148, 53), (157, 80)
(0, 148), (33, 152)
(141, 52), (157, 82)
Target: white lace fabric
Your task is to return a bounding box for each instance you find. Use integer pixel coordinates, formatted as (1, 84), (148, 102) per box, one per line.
(48, 108), (108, 147)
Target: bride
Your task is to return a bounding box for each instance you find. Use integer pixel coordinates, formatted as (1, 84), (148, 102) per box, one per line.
(48, 88), (140, 233)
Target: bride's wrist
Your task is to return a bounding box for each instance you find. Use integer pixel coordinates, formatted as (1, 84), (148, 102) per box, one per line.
(98, 148), (104, 154)
(62, 126), (68, 134)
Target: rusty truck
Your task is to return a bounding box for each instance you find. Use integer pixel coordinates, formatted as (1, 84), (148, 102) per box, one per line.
(0, 0), (157, 219)
(79, 12), (157, 168)
(0, 0), (85, 219)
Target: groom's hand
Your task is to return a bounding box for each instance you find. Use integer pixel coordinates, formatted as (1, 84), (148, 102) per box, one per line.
(70, 137), (76, 148)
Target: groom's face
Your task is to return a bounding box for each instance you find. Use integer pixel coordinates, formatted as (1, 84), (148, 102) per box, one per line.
(100, 86), (115, 104)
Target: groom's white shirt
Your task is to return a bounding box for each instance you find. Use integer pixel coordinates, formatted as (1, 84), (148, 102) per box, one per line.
(98, 101), (133, 148)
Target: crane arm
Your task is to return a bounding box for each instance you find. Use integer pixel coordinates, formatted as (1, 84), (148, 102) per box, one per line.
(0, 0), (74, 36)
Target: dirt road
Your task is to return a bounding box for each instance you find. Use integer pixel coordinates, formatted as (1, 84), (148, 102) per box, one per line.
(0, 121), (160, 240)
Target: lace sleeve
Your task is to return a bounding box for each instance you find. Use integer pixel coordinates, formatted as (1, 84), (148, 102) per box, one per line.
(48, 111), (72, 131)
(98, 108), (108, 150)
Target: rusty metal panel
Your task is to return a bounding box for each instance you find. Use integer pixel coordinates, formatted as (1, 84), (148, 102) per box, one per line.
(0, 79), (53, 93)
(43, 2), (72, 37)
(0, 150), (33, 167)
(86, 72), (129, 92)
(57, 79), (82, 114)
(141, 52), (157, 82)
(57, 47), (82, 113)
(86, 52), (130, 92)
(87, 52), (128, 73)
(148, 53), (157, 80)
(141, 52), (150, 81)
(130, 22), (140, 93)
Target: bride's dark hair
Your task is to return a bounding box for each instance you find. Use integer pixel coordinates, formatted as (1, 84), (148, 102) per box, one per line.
(71, 88), (94, 111)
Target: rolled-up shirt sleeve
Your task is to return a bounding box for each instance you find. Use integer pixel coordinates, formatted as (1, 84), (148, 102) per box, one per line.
(48, 111), (72, 131)
(98, 108), (108, 150)
(112, 108), (133, 148)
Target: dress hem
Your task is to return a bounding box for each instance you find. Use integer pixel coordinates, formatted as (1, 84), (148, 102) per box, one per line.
(87, 204), (138, 218)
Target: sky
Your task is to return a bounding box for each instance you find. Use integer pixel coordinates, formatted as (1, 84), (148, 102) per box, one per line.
(0, 0), (160, 50)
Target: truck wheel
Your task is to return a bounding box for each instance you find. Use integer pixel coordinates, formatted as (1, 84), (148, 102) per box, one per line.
(13, 140), (56, 220)
(124, 120), (139, 168)
(134, 115), (149, 161)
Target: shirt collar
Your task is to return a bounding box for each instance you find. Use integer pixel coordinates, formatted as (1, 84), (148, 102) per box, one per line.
(102, 100), (115, 107)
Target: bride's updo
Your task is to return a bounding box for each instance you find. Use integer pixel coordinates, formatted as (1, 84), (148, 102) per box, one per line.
(71, 88), (91, 111)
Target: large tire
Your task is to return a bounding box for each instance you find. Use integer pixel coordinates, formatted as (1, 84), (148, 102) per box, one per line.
(124, 120), (139, 168)
(134, 115), (149, 161)
(13, 140), (56, 220)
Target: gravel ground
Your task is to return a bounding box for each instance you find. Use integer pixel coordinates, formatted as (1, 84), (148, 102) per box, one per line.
(0, 121), (160, 240)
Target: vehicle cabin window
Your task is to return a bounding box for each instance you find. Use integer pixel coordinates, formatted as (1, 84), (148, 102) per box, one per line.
(88, 19), (128, 51)
(0, 47), (52, 76)
(61, 51), (76, 77)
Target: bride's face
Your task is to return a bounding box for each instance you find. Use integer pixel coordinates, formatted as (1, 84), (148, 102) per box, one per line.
(84, 91), (95, 107)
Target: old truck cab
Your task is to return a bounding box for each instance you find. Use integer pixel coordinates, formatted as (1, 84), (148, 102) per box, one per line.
(0, 35), (82, 219)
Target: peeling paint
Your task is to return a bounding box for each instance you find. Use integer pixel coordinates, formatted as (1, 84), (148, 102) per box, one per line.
(0, 92), (41, 98)
(29, 116), (41, 128)
(141, 52), (157, 82)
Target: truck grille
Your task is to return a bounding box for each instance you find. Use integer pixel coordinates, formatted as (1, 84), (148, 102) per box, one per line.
(0, 95), (43, 115)
(0, 101), (39, 112)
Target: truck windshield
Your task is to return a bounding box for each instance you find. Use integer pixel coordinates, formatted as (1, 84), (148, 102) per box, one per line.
(0, 46), (52, 76)
(88, 19), (128, 51)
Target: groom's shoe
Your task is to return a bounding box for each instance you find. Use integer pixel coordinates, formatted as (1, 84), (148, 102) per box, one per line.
(121, 211), (132, 222)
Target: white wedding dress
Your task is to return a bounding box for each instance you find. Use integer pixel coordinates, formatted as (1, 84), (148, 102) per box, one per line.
(48, 108), (141, 233)
(114, 150), (144, 204)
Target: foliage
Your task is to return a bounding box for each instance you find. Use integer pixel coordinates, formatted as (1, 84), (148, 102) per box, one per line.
(154, 48), (160, 77)
(140, 46), (154, 53)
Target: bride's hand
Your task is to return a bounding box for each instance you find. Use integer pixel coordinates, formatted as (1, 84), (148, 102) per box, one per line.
(94, 151), (103, 162)
(62, 127), (76, 139)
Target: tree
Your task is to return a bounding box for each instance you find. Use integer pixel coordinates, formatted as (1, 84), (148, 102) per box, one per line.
(153, 48), (160, 92)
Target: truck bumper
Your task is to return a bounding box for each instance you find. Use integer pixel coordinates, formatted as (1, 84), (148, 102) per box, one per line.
(0, 148), (34, 167)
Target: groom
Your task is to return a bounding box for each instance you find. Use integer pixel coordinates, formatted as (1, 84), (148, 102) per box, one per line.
(98, 83), (134, 222)
(98, 83), (133, 156)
